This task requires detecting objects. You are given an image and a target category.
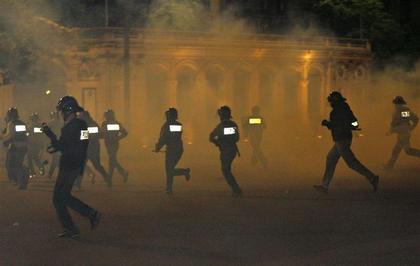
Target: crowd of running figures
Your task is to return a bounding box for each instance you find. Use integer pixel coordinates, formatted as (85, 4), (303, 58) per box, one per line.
(1, 91), (419, 238)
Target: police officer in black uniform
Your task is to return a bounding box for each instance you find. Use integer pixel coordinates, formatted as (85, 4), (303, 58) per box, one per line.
(79, 111), (111, 187)
(27, 113), (46, 178)
(101, 109), (128, 185)
(42, 96), (101, 239)
(210, 106), (242, 197)
(314, 91), (379, 193)
(154, 108), (191, 194)
(243, 105), (268, 167)
(3, 107), (29, 189)
(47, 111), (62, 179)
(384, 96), (420, 169)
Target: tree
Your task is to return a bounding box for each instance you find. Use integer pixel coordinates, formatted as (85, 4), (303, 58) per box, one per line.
(147, 0), (210, 31)
(314, 0), (406, 67)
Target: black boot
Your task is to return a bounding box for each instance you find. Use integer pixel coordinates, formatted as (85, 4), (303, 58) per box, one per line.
(89, 210), (102, 230)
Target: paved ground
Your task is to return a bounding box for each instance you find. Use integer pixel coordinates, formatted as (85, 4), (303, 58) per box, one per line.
(0, 141), (419, 266)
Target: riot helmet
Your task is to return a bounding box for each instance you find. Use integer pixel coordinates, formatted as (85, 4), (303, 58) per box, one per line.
(29, 112), (40, 123)
(327, 91), (346, 104)
(104, 109), (115, 121)
(392, 96), (407, 105)
(251, 105), (261, 116)
(56, 96), (84, 114)
(218, 106), (232, 120)
(165, 107), (178, 121)
(6, 107), (19, 122)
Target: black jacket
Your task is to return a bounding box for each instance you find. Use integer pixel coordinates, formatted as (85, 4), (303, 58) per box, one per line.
(3, 119), (27, 149)
(390, 105), (419, 134)
(55, 118), (89, 171)
(155, 120), (183, 152)
(326, 102), (358, 141)
(101, 120), (128, 147)
(209, 120), (240, 151)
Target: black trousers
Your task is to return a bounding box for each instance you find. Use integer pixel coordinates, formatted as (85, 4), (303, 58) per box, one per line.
(387, 133), (420, 167)
(220, 148), (241, 194)
(53, 167), (94, 231)
(6, 147), (28, 186)
(165, 149), (188, 192)
(87, 146), (109, 182)
(322, 139), (376, 187)
(106, 144), (127, 180)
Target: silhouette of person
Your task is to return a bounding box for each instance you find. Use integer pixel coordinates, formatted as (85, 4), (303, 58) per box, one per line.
(243, 105), (267, 167)
(210, 106), (242, 197)
(3, 107), (29, 189)
(79, 111), (111, 188)
(27, 113), (46, 177)
(101, 109), (128, 184)
(154, 108), (191, 194)
(314, 91), (379, 193)
(42, 96), (101, 239)
(384, 96), (420, 169)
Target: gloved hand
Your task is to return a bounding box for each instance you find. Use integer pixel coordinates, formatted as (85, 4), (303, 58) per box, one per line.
(321, 119), (329, 127)
(41, 123), (56, 140)
(153, 143), (160, 153)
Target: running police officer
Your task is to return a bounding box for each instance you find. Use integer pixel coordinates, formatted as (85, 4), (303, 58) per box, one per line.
(101, 109), (128, 185)
(79, 111), (111, 187)
(154, 108), (191, 194)
(243, 105), (268, 167)
(2, 107), (29, 189)
(384, 96), (420, 169)
(42, 96), (101, 239)
(210, 106), (242, 197)
(27, 113), (46, 178)
(47, 111), (62, 179)
(314, 91), (379, 193)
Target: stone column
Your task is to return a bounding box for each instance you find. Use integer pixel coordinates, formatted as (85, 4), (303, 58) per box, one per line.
(299, 61), (310, 126)
(249, 70), (260, 109)
(131, 60), (147, 147)
(222, 69), (234, 107)
(168, 67), (177, 107)
(273, 72), (284, 115)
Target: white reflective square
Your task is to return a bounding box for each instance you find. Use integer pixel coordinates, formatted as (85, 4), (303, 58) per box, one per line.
(224, 127), (236, 135)
(351, 121), (359, 127)
(169, 125), (182, 132)
(249, 118), (262, 125)
(80, 130), (89, 140)
(34, 127), (42, 133)
(107, 124), (120, 131)
(88, 127), (99, 134)
(401, 111), (410, 118)
(15, 125), (26, 132)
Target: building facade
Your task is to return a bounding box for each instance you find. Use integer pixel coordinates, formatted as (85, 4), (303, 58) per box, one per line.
(54, 28), (371, 145)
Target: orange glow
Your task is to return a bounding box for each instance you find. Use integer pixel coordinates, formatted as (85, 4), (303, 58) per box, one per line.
(303, 51), (313, 61)
(253, 48), (265, 59)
